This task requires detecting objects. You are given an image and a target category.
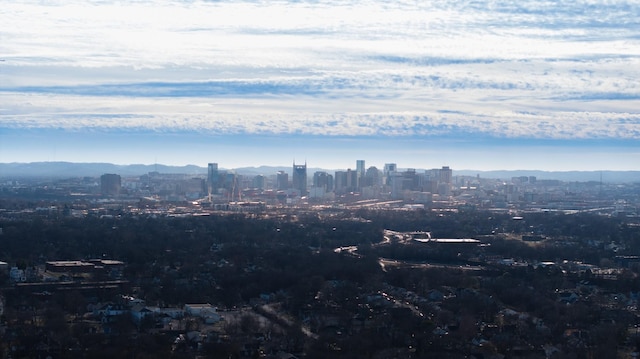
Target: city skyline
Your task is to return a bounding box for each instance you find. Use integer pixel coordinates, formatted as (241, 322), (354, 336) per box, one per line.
(1, 0), (639, 171)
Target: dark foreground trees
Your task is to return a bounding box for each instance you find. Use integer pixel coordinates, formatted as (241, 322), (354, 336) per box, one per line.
(1, 207), (639, 357)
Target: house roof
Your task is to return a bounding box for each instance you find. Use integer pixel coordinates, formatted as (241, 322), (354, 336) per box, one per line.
(131, 304), (152, 312)
(185, 303), (213, 308)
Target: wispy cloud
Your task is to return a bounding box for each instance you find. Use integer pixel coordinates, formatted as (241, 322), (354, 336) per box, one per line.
(1, 0), (639, 146)
(2, 91), (639, 141)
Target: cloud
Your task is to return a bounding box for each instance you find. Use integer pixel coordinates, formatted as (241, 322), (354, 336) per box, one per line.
(1, 0), (639, 144)
(2, 91), (639, 141)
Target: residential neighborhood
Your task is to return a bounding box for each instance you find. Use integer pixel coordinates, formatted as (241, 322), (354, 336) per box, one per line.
(0, 193), (640, 358)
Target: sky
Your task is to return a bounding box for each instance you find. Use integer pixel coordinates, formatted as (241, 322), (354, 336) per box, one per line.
(1, 0), (639, 171)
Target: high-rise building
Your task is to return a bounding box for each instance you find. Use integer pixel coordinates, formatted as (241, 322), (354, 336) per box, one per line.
(365, 166), (381, 187)
(276, 171), (289, 190)
(313, 171), (333, 191)
(333, 170), (356, 194)
(223, 171), (240, 201)
(440, 166), (453, 184)
(207, 163), (219, 194)
(389, 169), (422, 199)
(389, 171), (404, 199)
(356, 160), (365, 189)
(252, 175), (266, 190)
(334, 170), (348, 194)
(383, 163), (397, 186)
(292, 162), (307, 195)
(384, 163), (397, 173)
(100, 173), (121, 196)
(346, 169), (357, 191)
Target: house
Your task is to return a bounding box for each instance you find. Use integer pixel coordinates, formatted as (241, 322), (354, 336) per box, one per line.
(184, 303), (216, 316)
(130, 304), (154, 325)
(151, 307), (185, 327)
(184, 303), (221, 324)
(93, 303), (128, 323)
(558, 292), (579, 304)
(155, 307), (184, 319)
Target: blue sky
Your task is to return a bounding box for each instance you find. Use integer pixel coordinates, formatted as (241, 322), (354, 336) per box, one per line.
(1, 0), (639, 171)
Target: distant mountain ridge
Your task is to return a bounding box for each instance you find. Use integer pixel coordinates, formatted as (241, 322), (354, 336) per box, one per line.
(0, 162), (205, 178)
(0, 162), (639, 183)
(454, 170), (640, 183)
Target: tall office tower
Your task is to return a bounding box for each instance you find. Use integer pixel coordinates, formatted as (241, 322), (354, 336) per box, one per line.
(100, 173), (121, 196)
(334, 171), (348, 194)
(313, 171), (333, 191)
(292, 162), (307, 195)
(389, 169), (419, 198)
(440, 166), (453, 184)
(253, 175), (266, 190)
(389, 171), (404, 199)
(356, 160), (365, 189)
(222, 171), (240, 200)
(384, 163), (397, 173)
(276, 171), (289, 190)
(383, 163), (397, 186)
(346, 169), (357, 191)
(365, 166), (381, 187)
(207, 163), (219, 194)
(402, 169), (419, 191)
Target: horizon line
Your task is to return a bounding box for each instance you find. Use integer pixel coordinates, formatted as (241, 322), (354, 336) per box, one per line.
(1, 161), (639, 174)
